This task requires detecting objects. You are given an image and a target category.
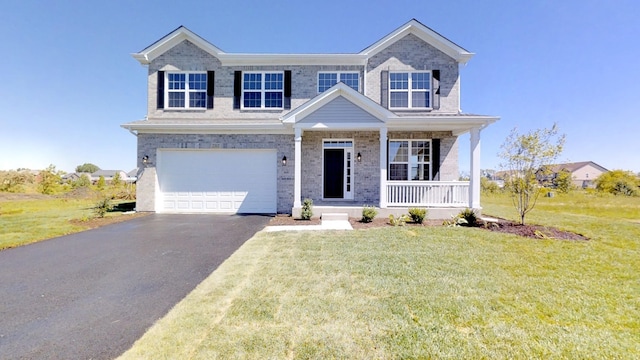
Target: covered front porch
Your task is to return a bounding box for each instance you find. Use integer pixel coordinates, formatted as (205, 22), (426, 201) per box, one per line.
(281, 82), (497, 219)
(288, 125), (485, 220)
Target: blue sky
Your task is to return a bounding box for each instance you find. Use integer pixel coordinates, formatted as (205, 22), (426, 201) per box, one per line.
(1, 0), (638, 173)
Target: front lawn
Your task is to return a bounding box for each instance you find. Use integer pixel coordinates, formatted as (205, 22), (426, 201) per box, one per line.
(118, 192), (640, 359)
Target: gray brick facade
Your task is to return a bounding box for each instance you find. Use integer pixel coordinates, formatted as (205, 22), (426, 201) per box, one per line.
(126, 20), (495, 216)
(366, 34), (460, 113)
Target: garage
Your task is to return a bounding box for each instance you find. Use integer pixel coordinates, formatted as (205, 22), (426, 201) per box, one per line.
(156, 149), (277, 213)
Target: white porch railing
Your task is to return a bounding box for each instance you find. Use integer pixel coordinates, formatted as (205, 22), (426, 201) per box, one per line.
(386, 181), (469, 207)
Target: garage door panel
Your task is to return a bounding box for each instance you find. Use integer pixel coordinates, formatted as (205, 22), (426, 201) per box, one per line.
(157, 150), (276, 213)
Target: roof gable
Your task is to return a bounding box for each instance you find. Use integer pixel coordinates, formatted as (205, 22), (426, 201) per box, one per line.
(282, 83), (396, 125)
(359, 19), (474, 64)
(133, 26), (225, 65)
(133, 20), (473, 66)
(299, 97), (382, 125)
(550, 161), (609, 174)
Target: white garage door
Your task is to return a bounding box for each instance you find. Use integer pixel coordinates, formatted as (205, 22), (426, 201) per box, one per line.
(157, 149), (277, 213)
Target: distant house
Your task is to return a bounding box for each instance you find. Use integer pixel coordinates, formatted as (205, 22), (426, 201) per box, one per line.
(127, 168), (139, 183)
(61, 172), (91, 183)
(91, 170), (133, 184)
(539, 161), (608, 188)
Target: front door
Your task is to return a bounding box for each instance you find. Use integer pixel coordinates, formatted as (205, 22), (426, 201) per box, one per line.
(323, 140), (354, 200)
(324, 149), (344, 198)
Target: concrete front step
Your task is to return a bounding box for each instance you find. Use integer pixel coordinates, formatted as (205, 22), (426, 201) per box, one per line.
(321, 213), (349, 221)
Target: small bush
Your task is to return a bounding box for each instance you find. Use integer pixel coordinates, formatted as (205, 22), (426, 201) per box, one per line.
(443, 215), (468, 227)
(408, 208), (427, 224)
(94, 197), (113, 218)
(480, 177), (501, 194)
(595, 170), (639, 197)
(301, 198), (313, 220)
(459, 208), (478, 227)
(361, 205), (377, 223)
(443, 208), (478, 227)
(389, 214), (410, 226)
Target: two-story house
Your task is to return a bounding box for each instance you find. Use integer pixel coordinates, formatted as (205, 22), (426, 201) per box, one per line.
(122, 19), (499, 218)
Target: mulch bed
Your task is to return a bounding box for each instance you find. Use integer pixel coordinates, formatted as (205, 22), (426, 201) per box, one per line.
(481, 218), (588, 241)
(269, 214), (588, 241)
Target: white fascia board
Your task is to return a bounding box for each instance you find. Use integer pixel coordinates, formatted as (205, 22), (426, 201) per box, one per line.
(120, 122), (291, 134)
(218, 53), (367, 66)
(388, 115), (499, 135)
(360, 19), (475, 64)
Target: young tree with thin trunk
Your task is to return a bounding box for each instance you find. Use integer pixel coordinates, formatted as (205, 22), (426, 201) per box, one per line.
(499, 124), (565, 225)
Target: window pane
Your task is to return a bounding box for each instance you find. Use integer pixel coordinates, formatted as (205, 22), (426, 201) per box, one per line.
(168, 92), (185, 107)
(412, 91), (430, 108)
(390, 164), (408, 180)
(168, 73), (185, 90)
(411, 72), (430, 90)
(411, 141), (430, 162)
(389, 141), (408, 162)
(265, 73), (283, 90)
(318, 73), (338, 92)
(188, 73), (207, 90)
(390, 92), (409, 108)
(243, 92), (261, 107)
(189, 92), (206, 108)
(243, 73), (262, 90)
(264, 92), (283, 108)
(390, 73), (408, 90)
(411, 164), (429, 180)
(340, 73), (359, 91)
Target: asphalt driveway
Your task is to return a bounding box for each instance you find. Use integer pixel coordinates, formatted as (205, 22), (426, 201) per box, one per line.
(0, 214), (271, 360)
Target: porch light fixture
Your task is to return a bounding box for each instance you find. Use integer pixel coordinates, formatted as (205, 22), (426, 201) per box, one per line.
(357, 152), (362, 162)
(282, 156), (287, 166)
(142, 155), (149, 165)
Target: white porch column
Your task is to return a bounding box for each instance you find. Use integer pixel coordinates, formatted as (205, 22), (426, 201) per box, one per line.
(469, 126), (482, 210)
(379, 127), (388, 208)
(293, 127), (302, 208)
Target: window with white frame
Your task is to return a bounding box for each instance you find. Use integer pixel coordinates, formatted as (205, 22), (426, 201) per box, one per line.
(242, 72), (284, 109)
(318, 72), (360, 93)
(389, 71), (431, 109)
(388, 140), (431, 180)
(166, 72), (207, 109)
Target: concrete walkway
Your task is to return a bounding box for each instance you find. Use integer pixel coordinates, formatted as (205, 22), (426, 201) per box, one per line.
(264, 213), (353, 231)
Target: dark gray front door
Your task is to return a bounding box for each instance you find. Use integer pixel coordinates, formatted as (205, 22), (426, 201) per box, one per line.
(324, 149), (344, 198)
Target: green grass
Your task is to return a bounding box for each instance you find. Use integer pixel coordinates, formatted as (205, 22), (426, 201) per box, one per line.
(118, 191), (640, 359)
(0, 197), (133, 249)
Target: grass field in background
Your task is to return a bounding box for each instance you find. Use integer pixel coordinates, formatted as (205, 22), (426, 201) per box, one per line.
(118, 191), (640, 359)
(0, 197), (136, 250)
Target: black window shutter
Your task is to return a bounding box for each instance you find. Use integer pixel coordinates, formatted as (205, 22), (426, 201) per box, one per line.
(432, 70), (440, 110)
(380, 70), (388, 108)
(284, 70), (292, 110)
(431, 139), (441, 180)
(206, 71), (215, 109)
(157, 71), (165, 109)
(233, 71), (242, 109)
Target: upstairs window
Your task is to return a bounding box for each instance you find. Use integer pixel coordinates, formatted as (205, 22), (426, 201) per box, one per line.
(388, 140), (431, 181)
(242, 72), (284, 109)
(389, 71), (431, 109)
(166, 72), (207, 109)
(318, 72), (360, 93)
